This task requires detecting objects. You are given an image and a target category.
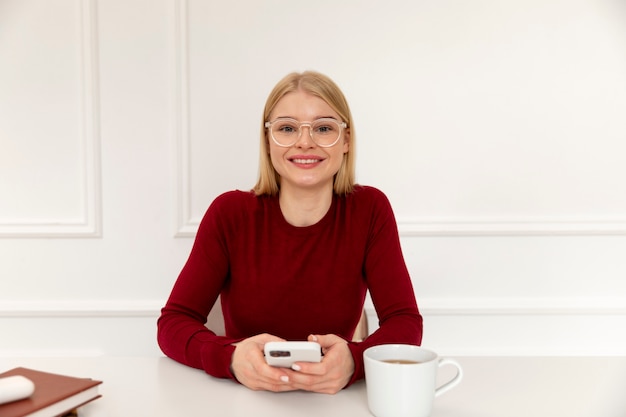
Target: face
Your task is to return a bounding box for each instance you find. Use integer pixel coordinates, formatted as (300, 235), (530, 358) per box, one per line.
(267, 90), (349, 193)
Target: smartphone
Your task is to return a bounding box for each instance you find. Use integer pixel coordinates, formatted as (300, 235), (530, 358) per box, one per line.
(264, 341), (322, 368)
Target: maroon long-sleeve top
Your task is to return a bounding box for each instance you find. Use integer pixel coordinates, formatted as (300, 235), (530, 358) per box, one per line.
(157, 185), (422, 386)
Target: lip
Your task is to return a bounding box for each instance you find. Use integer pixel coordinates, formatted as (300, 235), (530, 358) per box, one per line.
(288, 155), (325, 167)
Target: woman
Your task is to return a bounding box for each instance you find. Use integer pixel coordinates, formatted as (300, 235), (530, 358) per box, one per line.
(157, 71), (422, 394)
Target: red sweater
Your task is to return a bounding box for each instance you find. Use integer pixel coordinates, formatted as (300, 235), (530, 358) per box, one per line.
(157, 185), (422, 386)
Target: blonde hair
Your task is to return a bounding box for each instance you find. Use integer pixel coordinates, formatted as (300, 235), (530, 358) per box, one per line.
(253, 71), (356, 196)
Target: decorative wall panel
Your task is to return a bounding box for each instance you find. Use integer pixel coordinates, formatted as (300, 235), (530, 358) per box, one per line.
(173, 0), (626, 236)
(0, 0), (101, 237)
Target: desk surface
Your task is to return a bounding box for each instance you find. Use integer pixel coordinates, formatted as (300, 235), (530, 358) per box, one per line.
(2, 356), (625, 417)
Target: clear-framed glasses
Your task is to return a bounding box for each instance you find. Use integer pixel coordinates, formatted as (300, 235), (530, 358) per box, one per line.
(265, 117), (347, 148)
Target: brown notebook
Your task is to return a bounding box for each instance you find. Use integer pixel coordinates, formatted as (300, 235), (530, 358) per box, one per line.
(0, 367), (102, 417)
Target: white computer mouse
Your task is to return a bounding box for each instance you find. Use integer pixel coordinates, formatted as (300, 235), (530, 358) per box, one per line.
(0, 375), (36, 405)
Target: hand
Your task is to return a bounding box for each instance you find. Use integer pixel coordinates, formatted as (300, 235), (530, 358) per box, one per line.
(286, 334), (355, 394)
(231, 333), (297, 392)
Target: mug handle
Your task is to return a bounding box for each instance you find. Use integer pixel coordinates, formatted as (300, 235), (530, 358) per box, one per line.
(434, 358), (463, 397)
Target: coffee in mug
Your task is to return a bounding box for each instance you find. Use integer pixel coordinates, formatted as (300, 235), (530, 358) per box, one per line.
(363, 344), (463, 417)
(381, 359), (422, 364)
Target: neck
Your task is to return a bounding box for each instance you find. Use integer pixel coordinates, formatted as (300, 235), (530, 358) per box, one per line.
(279, 183), (333, 227)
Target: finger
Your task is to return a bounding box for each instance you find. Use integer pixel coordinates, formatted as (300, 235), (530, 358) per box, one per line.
(286, 360), (348, 394)
(232, 334), (292, 391)
(255, 333), (288, 345)
(309, 334), (343, 353)
(288, 374), (344, 395)
(241, 361), (294, 391)
(289, 365), (350, 394)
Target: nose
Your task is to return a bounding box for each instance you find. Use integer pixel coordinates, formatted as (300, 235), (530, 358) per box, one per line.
(295, 124), (315, 148)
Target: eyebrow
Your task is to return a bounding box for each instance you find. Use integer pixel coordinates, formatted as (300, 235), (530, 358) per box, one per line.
(273, 115), (339, 121)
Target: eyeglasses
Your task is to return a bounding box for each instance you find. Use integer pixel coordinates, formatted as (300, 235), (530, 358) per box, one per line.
(265, 117), (347, 148)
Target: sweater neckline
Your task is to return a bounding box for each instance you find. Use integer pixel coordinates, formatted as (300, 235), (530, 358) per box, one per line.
(271, 193), (337, 234)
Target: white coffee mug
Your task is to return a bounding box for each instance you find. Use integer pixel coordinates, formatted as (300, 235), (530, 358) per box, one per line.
(363, 345), (463, 417)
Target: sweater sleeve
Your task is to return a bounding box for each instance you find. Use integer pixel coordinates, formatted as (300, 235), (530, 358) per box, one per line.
(345, 188), (423, 384)
(157, 194), (242, 379)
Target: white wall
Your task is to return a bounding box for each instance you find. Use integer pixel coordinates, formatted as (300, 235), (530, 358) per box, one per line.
(1, 0), (625, 357)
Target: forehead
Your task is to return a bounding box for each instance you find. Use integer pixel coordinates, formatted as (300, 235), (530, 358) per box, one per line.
(271, 90), (339, 120)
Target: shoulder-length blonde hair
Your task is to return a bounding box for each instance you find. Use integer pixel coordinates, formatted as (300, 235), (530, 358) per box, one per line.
(253, 71), (356, 196)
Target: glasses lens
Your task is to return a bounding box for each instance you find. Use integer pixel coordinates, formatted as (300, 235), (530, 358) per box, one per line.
(311, 119), (341, 147)
(271, 119), (300, 146)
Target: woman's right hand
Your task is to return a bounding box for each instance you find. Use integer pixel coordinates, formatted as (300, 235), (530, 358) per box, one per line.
(231, 333), (297, 392)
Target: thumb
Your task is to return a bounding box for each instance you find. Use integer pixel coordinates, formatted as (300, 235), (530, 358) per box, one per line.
(308, 333), (343, 349)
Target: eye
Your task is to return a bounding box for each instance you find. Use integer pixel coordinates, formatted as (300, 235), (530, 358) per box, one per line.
(274, 120), (299, 134)
(278, 125), (296, 133)
(313, 120), (338, 135)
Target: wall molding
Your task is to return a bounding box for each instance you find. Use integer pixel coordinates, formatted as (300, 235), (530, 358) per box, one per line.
(410, 296), (626, 316)
(174, 216), (626, 239)
(2, 297), (624, 356)
(0, 300), (161, 318)
(171, 0), (195, 237)
(366, 296), (626, 356)
(0, 0), (102, 238)
(2, 296), (624, 318)
(397, 217), (626, 237)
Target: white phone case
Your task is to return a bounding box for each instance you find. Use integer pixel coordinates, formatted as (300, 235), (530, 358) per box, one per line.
(264, 341), (322, 368)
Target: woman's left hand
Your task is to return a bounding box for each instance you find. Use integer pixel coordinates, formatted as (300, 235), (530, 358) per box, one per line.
(284, 334), (355, 394)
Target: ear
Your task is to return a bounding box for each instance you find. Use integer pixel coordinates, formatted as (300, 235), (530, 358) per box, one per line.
(342, 128), (350, 154)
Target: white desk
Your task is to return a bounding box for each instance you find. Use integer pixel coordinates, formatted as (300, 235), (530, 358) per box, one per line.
(2, 356), (625, 417)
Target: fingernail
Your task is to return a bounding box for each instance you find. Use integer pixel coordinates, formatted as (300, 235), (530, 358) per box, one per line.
(291, 364), (301, 371)
(280, 375), (289, 383)
(310, 335), (318, 342)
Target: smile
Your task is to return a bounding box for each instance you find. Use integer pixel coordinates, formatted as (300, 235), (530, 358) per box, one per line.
(290, 158), (323, 164)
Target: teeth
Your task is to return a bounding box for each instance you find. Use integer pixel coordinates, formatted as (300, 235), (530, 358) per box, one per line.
(292, 158), (320, 164)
